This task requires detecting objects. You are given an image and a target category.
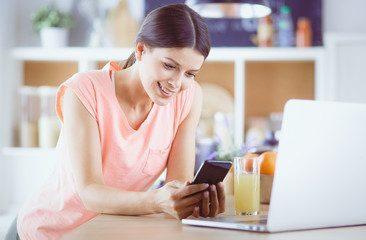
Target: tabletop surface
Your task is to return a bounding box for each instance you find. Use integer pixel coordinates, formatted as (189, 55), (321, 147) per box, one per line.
(61, 196), (366, 240)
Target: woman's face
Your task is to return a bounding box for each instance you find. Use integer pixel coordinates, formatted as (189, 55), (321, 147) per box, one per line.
(137, 45), (205, 106)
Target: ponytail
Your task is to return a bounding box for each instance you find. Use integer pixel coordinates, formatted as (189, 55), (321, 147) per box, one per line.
(121, 52), (136, 69)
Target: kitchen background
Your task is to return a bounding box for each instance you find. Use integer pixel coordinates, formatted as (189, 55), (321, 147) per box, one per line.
(1, 0), (366, 237)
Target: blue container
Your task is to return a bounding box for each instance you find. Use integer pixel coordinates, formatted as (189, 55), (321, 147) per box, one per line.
(195, 137), (217, 174)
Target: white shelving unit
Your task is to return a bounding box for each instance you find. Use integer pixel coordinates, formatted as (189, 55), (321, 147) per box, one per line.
(7, 46), (326, 150)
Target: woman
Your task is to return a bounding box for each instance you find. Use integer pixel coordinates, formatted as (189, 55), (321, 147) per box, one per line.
(7, 3), (225, 240)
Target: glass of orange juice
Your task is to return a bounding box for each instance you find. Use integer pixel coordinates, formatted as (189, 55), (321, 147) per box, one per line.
(234, 156), (260, 216)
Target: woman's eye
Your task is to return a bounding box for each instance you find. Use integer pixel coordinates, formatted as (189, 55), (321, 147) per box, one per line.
(164, 63), (175, 69)
(186, 72), (196, 78)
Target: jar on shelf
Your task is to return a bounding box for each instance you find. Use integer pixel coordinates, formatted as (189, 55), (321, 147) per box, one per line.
(19, 86), (39, 147)
(257, 15), (274, 47)
(38, 86), (61, 148)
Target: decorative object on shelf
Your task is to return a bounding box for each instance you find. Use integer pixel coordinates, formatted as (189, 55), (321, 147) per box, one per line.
(198, 83), (234, 137)
(195, 137), (218, 175)
(78, 0), (120, 47)
(17, 86), (61, 148)
(296, 17), (312, 47)
(245, 117), (269, 149)
(208, 116), (251, 162)
(108, 0), (140, 47)
(31, 1), (75, 48)
(185, 0), (272, 19)
(255, 15), (274, 47)
(38, 86), (61, 148)
(19, 86), (40, 148)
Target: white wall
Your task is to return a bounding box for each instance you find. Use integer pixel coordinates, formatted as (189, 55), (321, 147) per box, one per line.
(322, 0), (366, 103)
(323, 0), (366, 33)
(0, 0), (16, 212)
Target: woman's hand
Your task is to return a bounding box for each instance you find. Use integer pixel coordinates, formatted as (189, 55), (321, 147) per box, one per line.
(156, 180), (209, 220)
(192, 182), (226, 218)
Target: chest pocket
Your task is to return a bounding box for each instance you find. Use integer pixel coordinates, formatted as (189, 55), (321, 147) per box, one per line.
(142, 145), (171, 176)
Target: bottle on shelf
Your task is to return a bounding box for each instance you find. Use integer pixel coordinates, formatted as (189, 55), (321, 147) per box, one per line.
(277, 5), (295, 47)
(296, 17), (312, 47)
(19, 86), (39, 148)
(38, 86), (61, 148)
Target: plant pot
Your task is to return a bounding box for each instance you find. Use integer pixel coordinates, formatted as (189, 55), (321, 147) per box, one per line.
(40, 27), (69, 48)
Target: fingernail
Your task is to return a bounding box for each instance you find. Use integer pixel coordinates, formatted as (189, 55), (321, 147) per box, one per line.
(211, 185), (216, 191)
(204, 191), (209, 198)
(204, 183), (209, 188)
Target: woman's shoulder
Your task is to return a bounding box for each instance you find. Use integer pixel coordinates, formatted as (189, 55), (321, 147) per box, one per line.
(71, 69), (109, 81)
(69, 60), (119, 85)
(66, 69), (110, 88)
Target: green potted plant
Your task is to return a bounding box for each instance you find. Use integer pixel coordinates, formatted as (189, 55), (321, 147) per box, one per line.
(31, 1), (75, 47)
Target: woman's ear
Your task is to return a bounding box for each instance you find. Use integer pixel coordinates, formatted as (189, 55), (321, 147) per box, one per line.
(135, 42), (145, 61)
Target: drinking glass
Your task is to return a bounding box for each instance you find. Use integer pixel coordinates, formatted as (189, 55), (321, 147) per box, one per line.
(234, 156), (261, 215)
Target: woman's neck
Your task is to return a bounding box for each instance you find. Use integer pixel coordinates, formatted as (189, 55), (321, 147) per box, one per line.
(115, 64), (152, 110)
(113, 65), (154, 130)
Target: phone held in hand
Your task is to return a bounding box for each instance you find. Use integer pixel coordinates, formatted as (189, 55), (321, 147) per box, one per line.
(192, 160), (232, 185)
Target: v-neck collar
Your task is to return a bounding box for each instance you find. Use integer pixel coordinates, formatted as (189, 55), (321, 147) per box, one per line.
(110, 71), (157, 135)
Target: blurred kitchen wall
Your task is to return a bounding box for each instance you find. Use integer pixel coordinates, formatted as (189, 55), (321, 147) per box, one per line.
(14, 0), (143, 47)
(11, 0), (366, 47)
(0, 0), (16, 212)
(323, 0), (366, 32)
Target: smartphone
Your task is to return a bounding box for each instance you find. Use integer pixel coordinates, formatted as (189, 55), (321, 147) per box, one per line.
(192, 160), (232, 185)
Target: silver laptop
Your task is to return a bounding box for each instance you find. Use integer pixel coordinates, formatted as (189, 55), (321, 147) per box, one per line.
(182, 99), (366, 232)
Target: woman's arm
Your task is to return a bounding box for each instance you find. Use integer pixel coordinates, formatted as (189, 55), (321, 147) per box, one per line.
(165, 81), (203, 183)
(62, 87), (208, 219)
(165, 81), (226, 217)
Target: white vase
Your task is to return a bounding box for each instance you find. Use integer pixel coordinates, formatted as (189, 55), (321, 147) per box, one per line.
(40, 27), (69, 48)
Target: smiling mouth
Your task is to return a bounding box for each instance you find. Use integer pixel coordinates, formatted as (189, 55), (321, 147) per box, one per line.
(158, 82), (175, 97)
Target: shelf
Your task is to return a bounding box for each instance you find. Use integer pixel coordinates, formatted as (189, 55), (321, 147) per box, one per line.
(2, 147), (56, 158)
(207, 47), (324, 61)
(11, 47), (134, 61)
(11, 46), (325, 62)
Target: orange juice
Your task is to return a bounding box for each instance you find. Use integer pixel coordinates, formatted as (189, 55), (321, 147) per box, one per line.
(234, 174), (260, 215)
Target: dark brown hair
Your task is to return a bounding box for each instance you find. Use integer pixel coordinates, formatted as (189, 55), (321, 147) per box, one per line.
(122, 3), (211, 69)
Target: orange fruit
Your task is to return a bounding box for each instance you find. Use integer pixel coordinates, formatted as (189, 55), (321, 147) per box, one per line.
(243, 153), (259, 172)
(259, 152), (277, 175)
(244, 153), (259, 158)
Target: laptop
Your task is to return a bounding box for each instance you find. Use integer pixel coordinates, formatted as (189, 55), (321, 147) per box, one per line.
(182, 99), (366, 232)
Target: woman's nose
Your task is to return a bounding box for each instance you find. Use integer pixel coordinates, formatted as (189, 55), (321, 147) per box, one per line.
(168, 73), (183, 89)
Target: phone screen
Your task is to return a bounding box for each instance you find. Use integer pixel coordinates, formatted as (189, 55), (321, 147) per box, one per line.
(192, 160), (232, 185)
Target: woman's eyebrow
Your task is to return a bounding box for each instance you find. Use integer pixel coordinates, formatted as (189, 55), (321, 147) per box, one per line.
(165, 57), (200, 72)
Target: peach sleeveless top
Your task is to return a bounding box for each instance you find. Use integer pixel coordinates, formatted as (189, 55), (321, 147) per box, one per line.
(17, 63), (195, 240)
